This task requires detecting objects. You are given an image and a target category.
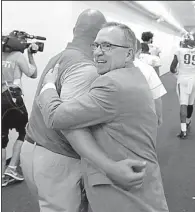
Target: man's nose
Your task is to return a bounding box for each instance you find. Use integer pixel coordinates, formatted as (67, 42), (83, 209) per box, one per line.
(94, 46), (104, 56)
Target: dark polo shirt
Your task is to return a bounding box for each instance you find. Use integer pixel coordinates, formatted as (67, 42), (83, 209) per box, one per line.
(25, 41), (94, 158)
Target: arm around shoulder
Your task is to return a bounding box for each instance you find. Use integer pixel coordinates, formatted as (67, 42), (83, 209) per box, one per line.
(38, 75), (119, 130)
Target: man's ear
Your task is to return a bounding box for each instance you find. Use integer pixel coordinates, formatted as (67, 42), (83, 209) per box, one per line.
(126, 49), (134, 62)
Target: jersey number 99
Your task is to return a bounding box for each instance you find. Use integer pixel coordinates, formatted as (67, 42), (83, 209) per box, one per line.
(184, 54), (195, 65)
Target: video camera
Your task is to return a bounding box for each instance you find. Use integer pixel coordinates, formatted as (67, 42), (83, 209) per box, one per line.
(2, 30), (46, 53)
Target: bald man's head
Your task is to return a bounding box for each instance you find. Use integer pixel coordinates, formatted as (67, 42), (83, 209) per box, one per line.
(73, 9), (106, 40)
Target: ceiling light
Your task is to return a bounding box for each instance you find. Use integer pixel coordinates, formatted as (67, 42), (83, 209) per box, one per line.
(135, 1), (186, 32)
(156, 17), (164, 23)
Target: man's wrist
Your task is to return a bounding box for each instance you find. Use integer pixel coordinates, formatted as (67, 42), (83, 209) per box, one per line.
(101, 160), (116, 174)
(40, 82), (56, 94)
(91, 155), (116, 174)
(42, 82), (55, 87)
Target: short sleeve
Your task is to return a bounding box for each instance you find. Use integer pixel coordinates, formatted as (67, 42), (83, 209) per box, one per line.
(148, 69), (167, 99)
(174, 48), (180, 57)
(152, 56), (161, 67)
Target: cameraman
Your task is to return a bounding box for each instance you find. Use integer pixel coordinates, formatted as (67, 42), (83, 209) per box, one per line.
(2, 33), (38, 187)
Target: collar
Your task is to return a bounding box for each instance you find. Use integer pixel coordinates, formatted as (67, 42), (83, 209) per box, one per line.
(66, 38), (94, 60)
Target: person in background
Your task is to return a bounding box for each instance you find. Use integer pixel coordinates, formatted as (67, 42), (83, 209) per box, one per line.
(139, 42), (161, 76)
(134, 39), (167, 126)
(141, 31), (161, 57)
(2, 31), (38, 187)
(141, 31), (162, 76)
(170, 38), (195, 139)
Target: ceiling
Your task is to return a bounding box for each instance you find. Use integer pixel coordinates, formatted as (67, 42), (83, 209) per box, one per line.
(161, 1), (195, 33)
(123, 1), (195, 34)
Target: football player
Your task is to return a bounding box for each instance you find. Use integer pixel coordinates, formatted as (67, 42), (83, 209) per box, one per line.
(170, 38), (195, 139)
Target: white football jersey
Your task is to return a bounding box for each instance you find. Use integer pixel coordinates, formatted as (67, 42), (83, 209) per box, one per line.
(139, 53), (161, 68)
(134, 58), (167, 100)
(175, 47), (195, 76)
(148, 44), (161, 56)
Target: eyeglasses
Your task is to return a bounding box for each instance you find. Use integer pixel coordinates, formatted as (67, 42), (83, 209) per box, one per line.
(91, 42), (130, 52)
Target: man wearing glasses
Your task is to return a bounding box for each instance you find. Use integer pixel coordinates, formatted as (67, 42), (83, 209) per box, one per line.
(37, 22), (169, 212)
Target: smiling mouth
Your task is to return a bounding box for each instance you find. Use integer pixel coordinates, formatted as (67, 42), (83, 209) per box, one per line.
(96, 61), (107, 64)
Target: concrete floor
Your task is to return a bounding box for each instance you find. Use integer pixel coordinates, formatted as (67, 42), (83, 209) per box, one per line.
(2, 73), (195, 212)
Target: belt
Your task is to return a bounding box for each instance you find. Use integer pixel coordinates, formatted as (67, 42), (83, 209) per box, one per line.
(26, 138), (42, 147)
